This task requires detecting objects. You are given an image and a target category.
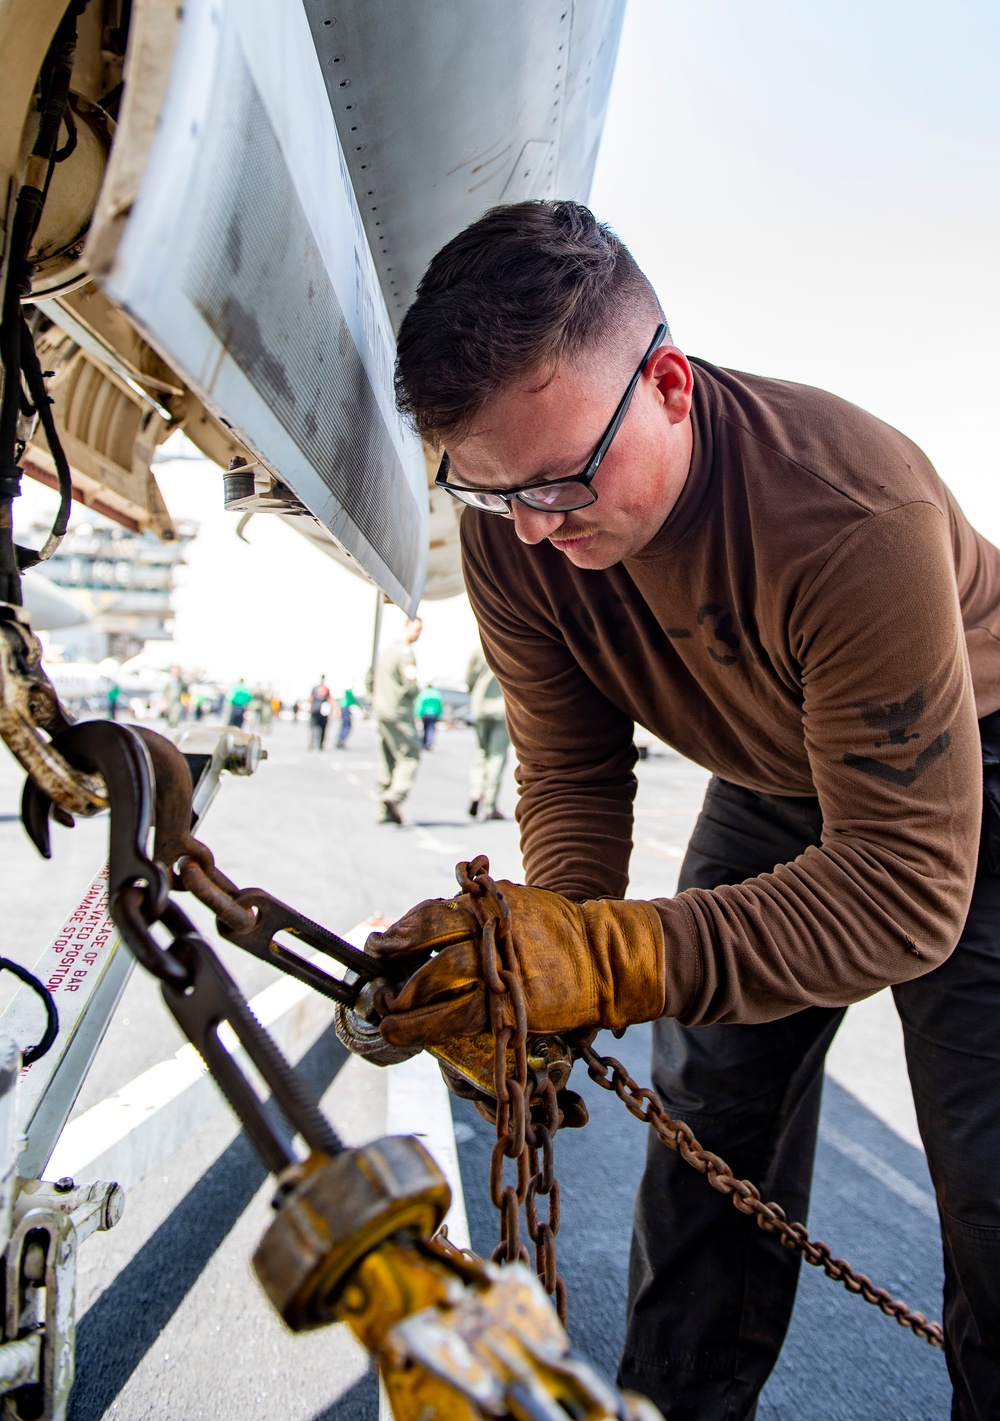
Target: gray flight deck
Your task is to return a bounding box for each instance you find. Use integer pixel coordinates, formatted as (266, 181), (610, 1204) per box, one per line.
(0, 714), (951, 1418)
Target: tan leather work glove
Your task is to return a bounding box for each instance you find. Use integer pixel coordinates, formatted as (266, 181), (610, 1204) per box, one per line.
(366, 881), (666, 1049)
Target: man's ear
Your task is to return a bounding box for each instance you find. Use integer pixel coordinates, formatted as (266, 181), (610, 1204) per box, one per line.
(647, 346), (694, 425)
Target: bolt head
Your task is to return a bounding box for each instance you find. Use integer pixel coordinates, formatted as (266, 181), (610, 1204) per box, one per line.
(54, 1176), (74, 1193)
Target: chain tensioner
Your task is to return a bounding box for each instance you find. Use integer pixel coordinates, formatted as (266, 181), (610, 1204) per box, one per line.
(13, 703), (944, 1356)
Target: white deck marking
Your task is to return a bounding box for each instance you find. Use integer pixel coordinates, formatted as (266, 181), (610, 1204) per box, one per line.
(385, 1050), (470, 1249)
(819, 1121), (937, 1221)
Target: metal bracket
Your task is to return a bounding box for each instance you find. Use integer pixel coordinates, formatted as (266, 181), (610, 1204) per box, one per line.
(13, 1180), (124, 1243)
(172, 724), (265, 822)
(0, 1173), (123, 1421)
(3, 1206), (76, 1421)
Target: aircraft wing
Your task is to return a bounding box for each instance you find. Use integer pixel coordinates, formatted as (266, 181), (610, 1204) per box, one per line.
(2, 0), (626, 610)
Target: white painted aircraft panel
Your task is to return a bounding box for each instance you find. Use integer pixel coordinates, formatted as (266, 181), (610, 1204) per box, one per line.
(100, 0), (428, 612)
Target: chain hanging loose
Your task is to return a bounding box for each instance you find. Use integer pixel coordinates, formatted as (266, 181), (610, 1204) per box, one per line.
(580, 1043), (944, 1348)
(457, 855), (568, 1324)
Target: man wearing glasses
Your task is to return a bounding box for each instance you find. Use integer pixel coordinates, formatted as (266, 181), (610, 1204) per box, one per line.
(371, 200), (1000, 1420)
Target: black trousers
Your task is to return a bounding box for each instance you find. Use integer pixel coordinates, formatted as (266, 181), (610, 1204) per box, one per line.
(620, 775), (1000, 1421)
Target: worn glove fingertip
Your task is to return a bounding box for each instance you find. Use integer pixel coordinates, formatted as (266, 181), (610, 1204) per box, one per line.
(365, 928), (403, 957)
(378, 1015), (429, 1050)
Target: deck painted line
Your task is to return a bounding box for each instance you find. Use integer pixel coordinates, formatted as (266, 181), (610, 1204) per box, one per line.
(338, 922), (470, 1249)
(386, 1049), (470, 1250)
(379, 1050), (473, 1421)
(819, 1120), (937, 1221)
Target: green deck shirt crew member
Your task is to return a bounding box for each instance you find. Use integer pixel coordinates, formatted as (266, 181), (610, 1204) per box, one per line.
(227, 678), (252, 729)
(336, 685), (359, 748)
(366, 201), (1000, 1421)
(414, 684), (443, 750)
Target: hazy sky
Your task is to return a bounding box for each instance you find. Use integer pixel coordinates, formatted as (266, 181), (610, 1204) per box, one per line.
(591, 0), (1000, 532)
(26, 1), (1000, 699)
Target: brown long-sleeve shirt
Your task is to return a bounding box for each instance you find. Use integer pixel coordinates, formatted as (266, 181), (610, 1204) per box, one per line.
(461, 358), (1000, 1025)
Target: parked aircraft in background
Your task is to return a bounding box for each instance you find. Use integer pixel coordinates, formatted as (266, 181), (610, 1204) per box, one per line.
(20, 569), (89, 631)
(43, 658), (114, 710)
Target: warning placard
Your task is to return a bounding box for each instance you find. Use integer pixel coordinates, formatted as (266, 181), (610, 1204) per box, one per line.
(11, 861), (125, 1093)
(41, 862), (116, 999)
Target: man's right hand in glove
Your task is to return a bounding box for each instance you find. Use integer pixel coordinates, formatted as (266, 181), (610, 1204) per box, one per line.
(366, 880), (667, 1049)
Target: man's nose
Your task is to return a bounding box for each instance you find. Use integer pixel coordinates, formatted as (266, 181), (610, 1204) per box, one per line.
(510, 502), (566, 545)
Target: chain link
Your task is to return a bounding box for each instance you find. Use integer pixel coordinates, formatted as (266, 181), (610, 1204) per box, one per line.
(457, 855), (568, 1323)
(177, 842), (256, 934)
(580, 1043), (944, 1348)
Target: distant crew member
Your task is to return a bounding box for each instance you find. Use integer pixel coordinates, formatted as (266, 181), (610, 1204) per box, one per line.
(308, 675), (332, 750)
(466, 647), (509, 820)
(164, 665), (186, 728)
(373, 617), (423, 824)
(415, 684), (443, 750)
(336, 686), (359, 748)
(227, 677), (252, 728)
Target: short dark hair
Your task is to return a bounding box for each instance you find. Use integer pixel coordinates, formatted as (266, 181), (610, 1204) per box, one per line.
(394, 201), (666, 444)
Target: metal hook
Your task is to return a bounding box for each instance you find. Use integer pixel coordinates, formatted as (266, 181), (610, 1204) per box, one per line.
(20, 720), (168, 920)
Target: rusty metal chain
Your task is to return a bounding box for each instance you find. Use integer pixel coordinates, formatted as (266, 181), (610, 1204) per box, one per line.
(130, 728), (259, 933)
(133, 752), (945, 1351)
(457, 855), (568, 1324)
(580, 1043), (944, 1348)
(57, 718), (940, 1353)
(177, 840), (255, 933)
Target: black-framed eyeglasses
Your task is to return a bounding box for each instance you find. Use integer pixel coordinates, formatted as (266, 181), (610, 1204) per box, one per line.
(434, 322), (669, 516)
